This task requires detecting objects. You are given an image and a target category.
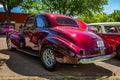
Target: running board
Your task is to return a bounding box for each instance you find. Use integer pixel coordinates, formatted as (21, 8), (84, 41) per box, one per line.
(17, 48), (40, 57)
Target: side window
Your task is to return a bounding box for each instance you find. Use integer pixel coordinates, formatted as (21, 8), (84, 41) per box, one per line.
(105, 26), (118, 33)
(36, 15), (51, 28)
(89, 25), (102, 33)
(36, 17), (45, 28)
(25, 16), (35, 29)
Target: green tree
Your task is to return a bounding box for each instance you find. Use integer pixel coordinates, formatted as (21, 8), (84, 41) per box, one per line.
(110, 10), (120, 22)
(0, 0), (23, 24)
(20, 0), (47, 14)
(42, 0), (108, 16)
(20, 0), (42, 14)
(80, 13), (109, 23)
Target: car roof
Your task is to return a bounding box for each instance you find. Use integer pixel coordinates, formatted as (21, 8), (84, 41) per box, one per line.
(88, 22), (120, 26)
(44, 13), (72, 19)
(28, 13), (72, 18)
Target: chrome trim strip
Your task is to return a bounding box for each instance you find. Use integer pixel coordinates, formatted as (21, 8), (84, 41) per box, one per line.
(17, 48), (39, 57)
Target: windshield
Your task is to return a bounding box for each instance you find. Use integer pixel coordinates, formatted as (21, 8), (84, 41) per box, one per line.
(56, 17), (78, 27)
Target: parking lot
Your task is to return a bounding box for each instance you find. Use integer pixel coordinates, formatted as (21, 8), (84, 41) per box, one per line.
(0, 37), (120, 79)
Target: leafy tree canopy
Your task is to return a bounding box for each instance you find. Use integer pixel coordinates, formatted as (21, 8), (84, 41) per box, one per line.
(80, 13), (109, 23)
(0, 0), (22, 12)
(20, 0), (46, 14)
(0, 0), (23, 24)
(109, 10), (120, 22)
(41, 0), (108, 16)
(19, 0), (108, 16)
(80, 10), (120, 23)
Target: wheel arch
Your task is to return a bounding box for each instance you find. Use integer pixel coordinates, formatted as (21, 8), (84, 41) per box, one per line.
(116, 44), (120, 59)
(40, 38), (66, 53)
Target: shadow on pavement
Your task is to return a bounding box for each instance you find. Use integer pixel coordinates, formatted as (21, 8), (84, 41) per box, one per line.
(0, 49), (113, 78)
(103, 57), (120, 67)
(0, 34), (6, 37)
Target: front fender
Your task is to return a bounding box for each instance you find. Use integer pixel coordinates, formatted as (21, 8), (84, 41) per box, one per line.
(10, 32), (25, 47)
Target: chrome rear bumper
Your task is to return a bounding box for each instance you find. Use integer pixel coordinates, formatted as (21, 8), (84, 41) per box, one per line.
(78, 52), (116, 64)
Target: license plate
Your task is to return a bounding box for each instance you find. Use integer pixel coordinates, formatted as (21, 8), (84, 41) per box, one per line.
(97, 41), (104, 47)
(99, 47), (105, 50)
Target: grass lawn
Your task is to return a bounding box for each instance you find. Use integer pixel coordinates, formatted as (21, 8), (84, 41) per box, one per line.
(6, 76), (120, 80)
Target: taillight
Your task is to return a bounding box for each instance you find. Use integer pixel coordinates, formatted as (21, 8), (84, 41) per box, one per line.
(79, 49), (85, 56)
(76, 49), (86, 58)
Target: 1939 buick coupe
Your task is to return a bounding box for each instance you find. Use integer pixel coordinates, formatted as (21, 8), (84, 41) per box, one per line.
(6, 13), (115, 71)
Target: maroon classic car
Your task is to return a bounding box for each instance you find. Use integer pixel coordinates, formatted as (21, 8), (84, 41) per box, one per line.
(6, 13), (115, 71)
(87, 22), (120, 59)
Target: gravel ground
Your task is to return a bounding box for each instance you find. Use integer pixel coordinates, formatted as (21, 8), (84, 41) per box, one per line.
(0, 37), (120, 80)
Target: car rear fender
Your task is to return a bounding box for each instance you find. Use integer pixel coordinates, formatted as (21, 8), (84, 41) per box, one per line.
(40, 37), (67, 53)
(40, 36), (80, 55)
(40, 37), (79, 64)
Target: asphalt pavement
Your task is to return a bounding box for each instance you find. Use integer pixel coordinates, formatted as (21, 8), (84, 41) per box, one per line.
(0, 37), (120, 79)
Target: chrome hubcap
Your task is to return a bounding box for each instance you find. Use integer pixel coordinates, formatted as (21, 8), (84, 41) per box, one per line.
(43, 48), (55, 67)
(7, 39), (12, 49)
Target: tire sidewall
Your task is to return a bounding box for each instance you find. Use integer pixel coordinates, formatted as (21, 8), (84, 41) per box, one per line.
(41, 45), (56, 71)
(6, 37), (15, 51)
(116, 47), (120, 59)
(6, 37), (12, 50)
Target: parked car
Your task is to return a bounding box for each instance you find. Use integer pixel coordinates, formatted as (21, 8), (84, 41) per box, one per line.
(87, 22), (120, 59)
(0, 25), (14, 35)
(6, 13), (115, 71)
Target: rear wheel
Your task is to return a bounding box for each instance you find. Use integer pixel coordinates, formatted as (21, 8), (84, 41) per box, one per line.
(41, 45), (56, 71)
(116, 46), (120, 59)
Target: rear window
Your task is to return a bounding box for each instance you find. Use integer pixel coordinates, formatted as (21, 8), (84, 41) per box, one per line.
(56, 17), (77, 26)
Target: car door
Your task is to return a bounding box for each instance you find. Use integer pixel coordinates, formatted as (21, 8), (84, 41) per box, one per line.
(23, 15), (50, 53)
(23, 15), (39, 52)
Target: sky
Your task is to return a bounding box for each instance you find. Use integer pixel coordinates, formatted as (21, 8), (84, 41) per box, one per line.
(0, 0), (120, 14)
(104, 0), (120, 14)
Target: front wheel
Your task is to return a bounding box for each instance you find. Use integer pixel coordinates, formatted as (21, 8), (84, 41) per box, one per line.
(41, 45), (56, 71)
(6, 37), (15, 51)
(116, 47), (120, 59)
